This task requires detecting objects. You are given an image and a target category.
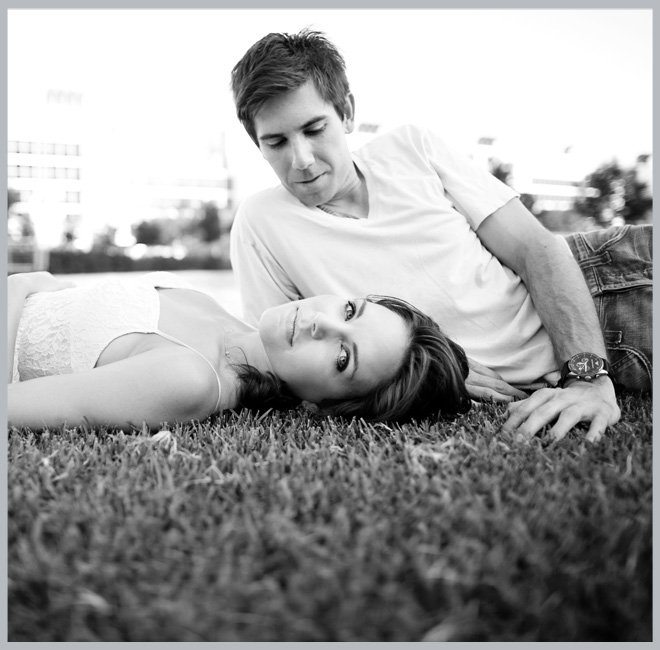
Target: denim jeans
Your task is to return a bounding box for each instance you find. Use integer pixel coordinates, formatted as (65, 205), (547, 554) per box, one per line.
(565, 224), (652, 391)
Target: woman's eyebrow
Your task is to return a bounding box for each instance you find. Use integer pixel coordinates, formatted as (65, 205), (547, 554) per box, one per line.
(351, 341), (359, 378)
(350, 300), (367, 378)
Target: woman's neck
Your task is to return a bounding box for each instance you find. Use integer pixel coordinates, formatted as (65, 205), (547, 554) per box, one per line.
(223, 329), (273, 375)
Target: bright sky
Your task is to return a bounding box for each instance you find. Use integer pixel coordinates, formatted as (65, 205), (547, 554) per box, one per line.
(8, 9), (653, 213)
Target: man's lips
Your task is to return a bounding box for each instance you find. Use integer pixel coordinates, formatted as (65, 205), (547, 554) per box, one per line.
(296, 172), (324, 185)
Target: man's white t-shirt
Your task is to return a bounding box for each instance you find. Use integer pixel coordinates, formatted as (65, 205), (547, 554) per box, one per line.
(230, 124), (558, 385)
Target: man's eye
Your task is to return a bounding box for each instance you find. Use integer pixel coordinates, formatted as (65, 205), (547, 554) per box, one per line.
(306, 125), (326, 137)
(336, 346), (349, 372)
(344, 300), (356, 320)
(266, 140), (285, 149)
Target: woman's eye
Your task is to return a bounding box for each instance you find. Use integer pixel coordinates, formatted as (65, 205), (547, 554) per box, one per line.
(344, 300), (356, 320)
(336, 346), (349, 372)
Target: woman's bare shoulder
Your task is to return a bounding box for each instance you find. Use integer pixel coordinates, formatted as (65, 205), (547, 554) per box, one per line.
(145, 346), (222, 420)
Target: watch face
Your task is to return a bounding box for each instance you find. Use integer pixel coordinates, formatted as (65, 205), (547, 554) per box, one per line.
(568, 353), (604, 376)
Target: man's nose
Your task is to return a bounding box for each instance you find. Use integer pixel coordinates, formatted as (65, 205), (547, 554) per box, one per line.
(291, 138), (314, 170)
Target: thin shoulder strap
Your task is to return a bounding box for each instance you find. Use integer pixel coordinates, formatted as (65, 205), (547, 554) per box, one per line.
(154, 331), (222, 413)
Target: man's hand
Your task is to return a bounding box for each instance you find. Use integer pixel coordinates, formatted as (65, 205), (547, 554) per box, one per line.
(466, 358), (529, 403)
(502, 377), (620, 443)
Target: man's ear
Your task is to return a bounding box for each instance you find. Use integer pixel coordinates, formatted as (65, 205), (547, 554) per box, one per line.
(300, 400), (321, 414)
(342, 92), (356, 134)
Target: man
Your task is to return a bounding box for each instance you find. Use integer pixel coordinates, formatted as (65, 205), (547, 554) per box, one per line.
(229, 29), (651, 442)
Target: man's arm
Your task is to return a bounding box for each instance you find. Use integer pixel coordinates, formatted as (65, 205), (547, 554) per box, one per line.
(476, 197), (620, 442)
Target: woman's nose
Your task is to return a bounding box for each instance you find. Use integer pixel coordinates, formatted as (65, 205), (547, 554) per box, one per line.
(308, 313), (341, 340)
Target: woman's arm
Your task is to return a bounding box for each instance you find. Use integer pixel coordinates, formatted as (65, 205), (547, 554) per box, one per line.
(8, 347), (221, 430)
(8, 272), (74, 382)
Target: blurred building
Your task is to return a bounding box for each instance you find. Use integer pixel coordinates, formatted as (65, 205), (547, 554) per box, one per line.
(8, 88), (84, 253)
(8, 84), (232, 256)
(473, 137), (599, 213)
(8, 139), (83, 238)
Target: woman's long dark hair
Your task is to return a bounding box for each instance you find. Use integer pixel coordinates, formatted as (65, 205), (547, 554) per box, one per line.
(233, 363), (300, 413)
(317, 295), (471, 422)
(230, 295), (471, 422)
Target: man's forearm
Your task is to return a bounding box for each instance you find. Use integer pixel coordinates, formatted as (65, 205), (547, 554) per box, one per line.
(519, 234), (608, 366)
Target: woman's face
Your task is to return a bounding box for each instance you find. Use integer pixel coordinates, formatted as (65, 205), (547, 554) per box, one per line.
(258, 296), (409, 404)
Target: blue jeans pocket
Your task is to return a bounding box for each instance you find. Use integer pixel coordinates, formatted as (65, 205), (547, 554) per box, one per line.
(566, 225), (653, 392)
(604, 328), (652, 392)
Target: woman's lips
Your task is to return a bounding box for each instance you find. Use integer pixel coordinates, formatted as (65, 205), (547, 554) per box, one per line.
(289, 308), (298, 346)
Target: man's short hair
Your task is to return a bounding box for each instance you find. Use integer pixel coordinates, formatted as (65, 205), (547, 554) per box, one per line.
(231, 28), (351, 144)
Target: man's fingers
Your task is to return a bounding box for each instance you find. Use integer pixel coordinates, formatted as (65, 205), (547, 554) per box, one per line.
(467, 358), (502, 378)
(548, 406), (588, 442)
(550, 411), (608, 443)
(466, 384), (516, 403)
(512, 400), (566, 439)
(585, 416), (608, 443)
(466, 373), (528, 402)
(504, 385), (617, 443)
(503, 389), (554, 433)
(467, 363), (527, 398)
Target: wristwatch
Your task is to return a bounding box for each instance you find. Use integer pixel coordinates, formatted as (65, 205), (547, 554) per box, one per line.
(559, 352), (610, 387)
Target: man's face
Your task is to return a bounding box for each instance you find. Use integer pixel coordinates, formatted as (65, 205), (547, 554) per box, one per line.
(253, 80), (356, 207)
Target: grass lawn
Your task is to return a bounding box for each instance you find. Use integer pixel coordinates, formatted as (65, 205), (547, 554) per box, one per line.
(8, 392), (652, 642)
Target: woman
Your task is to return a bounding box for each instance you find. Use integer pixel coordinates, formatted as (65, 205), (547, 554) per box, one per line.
(8, 271), (471, 430)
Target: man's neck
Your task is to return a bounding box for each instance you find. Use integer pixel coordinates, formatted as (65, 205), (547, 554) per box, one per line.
(320, 165), (368, 219)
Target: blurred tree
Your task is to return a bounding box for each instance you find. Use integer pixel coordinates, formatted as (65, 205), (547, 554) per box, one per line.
(489, 158), (536, 214)
(621, 168), (653, 223)
(132, 219), (178, 246)
(574, 161), (652, 226)
(92, 226), (118, 251)
(198, 202), (221, 243)
(489, 158), (513, 185)
(574, 162), (621, 226)
(8, 188), (20, 210)
(8, 190), (35, 240)
(61, 214), (79, 249)
(519, 193), (537, 214)
(133, 220), (163, 246)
